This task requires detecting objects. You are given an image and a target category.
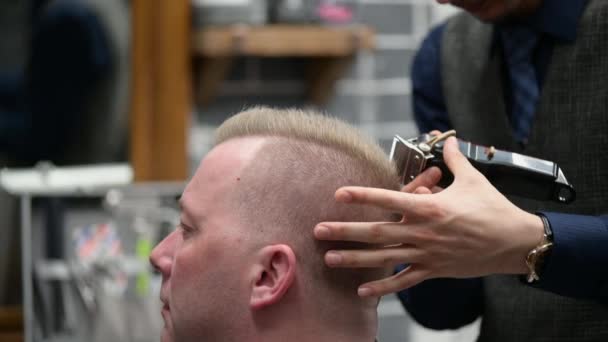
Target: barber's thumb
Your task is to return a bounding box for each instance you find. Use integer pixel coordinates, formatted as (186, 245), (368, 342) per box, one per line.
(443, 136), (474, 177)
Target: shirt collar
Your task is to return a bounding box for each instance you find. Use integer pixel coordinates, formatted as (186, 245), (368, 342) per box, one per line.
(499, 0), (589, 43)
(528, 0), (589, 42)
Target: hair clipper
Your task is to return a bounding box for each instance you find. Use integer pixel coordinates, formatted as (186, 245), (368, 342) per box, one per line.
(389, 131), (575, 204)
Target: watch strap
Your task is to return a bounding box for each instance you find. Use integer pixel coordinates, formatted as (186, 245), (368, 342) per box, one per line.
(525, 214), (554, 283)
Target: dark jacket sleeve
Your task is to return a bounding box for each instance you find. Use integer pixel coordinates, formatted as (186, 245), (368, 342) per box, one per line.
(530, 213), (608, 305)
(396, 267), (483, 330)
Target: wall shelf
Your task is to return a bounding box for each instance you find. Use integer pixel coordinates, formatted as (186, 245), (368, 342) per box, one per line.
(192, 25), (375, 105)
(130, 0), (375, 182)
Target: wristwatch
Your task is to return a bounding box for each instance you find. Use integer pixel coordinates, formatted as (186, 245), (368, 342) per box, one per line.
(525, 214), (554, 283)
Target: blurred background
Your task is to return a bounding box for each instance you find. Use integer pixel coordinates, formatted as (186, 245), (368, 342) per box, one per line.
(0, 0), (478, 341)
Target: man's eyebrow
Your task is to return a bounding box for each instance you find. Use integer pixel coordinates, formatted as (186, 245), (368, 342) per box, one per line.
(177, 197), (204, 226)
(178, 198), (191, 220)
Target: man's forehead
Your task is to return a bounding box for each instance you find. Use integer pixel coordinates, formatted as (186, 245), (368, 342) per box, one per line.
(180, 136), (269, 213)
(203, 136), (269, 170)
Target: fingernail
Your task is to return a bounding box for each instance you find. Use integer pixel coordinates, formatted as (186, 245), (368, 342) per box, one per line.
(358, 287), (373, 297)
(336, 190), (352, 203)
(428, 166), (441, 180)
(325, 252), (342, 266)
(314, 226), (330, 239)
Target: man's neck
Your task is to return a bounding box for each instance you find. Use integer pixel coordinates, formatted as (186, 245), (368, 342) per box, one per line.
(255, 305), (378, 342)
(256, 326), (377, 342)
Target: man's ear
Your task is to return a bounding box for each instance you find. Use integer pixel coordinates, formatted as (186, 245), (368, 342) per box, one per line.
(249, 244), (296, 310)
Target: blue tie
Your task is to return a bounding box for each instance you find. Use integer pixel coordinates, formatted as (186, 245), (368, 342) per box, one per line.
(500, 26), (540, 144)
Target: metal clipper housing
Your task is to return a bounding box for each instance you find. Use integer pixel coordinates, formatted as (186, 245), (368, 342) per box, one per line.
(389, 132), (576, 204)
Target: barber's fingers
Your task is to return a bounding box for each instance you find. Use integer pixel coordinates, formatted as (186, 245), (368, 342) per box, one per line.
(315, 222), (410, 244)
(414, 186), (432, 195)
(401, 167), (442, 193)
(399, 129), (445, 194)
(314, 221), (434, 245)
(324, 246), (423, 268)
(357, 265), (430, 297)
(416, 185), (444, 194)
(442, 136), (477, 180)
(335, 186), (430, 214)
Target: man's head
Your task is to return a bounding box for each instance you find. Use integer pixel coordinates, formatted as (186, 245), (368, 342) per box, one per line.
(150, 107), (400, 342)
(440, 0), (542, 22)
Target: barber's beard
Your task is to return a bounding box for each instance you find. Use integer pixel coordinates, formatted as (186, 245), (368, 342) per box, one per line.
(499, 0), (543, 22)
(448, 0), (538, 23)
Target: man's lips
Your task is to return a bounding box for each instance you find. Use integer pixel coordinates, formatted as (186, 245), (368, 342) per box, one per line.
(161, 302), (171, 322)
(161, 295), (170, 312)
(161, 298), (170, 310)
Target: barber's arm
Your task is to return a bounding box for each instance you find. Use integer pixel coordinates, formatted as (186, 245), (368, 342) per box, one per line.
(314, 137), (608, 305)
(531, 212), (608, 302)
(397, 271), (483, 330)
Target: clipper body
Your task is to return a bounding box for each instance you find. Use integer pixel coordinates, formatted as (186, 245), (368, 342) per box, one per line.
(389, 133), (576, 204)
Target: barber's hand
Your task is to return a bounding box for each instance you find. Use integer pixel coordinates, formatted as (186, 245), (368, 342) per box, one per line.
(400, 130), (444, 195)
(400, 165), (443, 194)
(314, 136), (545, 297)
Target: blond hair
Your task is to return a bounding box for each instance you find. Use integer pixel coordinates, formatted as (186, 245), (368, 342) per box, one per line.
(215, 106), (397, 185)
(214, 106), (399, 302)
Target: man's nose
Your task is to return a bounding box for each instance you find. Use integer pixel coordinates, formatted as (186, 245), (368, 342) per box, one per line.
(150, 230), (177, 276)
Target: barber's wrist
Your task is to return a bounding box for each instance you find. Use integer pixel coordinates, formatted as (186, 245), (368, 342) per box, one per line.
(524, 213), (553, 283)
(503, 212), (545, 275)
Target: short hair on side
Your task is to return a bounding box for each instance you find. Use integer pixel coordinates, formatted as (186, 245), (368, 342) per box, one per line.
(215, 106), (396, 184)
(214, 106), (400, 300)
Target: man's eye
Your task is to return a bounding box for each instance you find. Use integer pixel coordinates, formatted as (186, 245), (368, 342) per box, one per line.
(180, 223), (195, 238)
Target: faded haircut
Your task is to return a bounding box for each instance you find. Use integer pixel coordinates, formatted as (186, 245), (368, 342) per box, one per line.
(214, 106), (400, 300)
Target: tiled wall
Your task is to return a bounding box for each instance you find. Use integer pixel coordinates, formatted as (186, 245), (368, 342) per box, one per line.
(192, 2), (480, 341)
(191, 0), (453, 163)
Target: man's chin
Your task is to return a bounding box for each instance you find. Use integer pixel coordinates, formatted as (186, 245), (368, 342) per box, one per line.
(161, 326), (174, 342)
(160, 311), (175, 342)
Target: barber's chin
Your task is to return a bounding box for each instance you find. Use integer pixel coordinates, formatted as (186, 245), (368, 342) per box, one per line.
(441, 0), (502, 22)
